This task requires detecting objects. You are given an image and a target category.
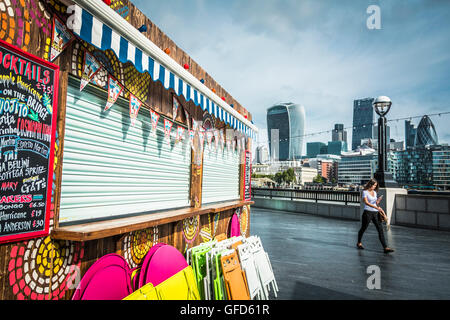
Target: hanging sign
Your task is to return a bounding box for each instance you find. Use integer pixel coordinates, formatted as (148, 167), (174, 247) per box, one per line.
(172, 96), (180, 121)
(104, 74), (123, 111)
(50, 15), (75, 62)
(80, 50), (101, 91)
(164, 119), (173, 141)
(243, 151), (252, 201)
(129, 94), (141, 126)
(150, 109), (160, 136)
(0, 39), (59, 244)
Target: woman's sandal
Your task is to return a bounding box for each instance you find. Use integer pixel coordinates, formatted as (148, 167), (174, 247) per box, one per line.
(384, 247), (395, 253)
(357, 243), (365, 250)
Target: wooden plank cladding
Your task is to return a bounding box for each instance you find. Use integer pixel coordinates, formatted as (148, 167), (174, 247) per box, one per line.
(51, 200), (253, 242)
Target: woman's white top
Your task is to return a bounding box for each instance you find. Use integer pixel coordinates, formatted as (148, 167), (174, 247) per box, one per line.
(363, 190), (379, 212)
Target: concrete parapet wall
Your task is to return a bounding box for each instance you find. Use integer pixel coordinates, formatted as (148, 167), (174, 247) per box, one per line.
(253, 198), (361, 221)
(394, 195), (450, 231)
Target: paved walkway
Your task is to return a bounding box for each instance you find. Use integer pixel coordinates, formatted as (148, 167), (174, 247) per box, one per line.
(250, 207), (450, 300)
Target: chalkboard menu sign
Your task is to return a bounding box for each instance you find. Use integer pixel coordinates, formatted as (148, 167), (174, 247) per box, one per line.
(244, 150), (252, 201)
(0, 39), (59, 244)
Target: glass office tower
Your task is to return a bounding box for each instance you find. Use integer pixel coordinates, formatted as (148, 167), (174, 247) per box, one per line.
(352, 98), (374, 151)
(267, 103), (305, 161)
(415, 115), (438, 147)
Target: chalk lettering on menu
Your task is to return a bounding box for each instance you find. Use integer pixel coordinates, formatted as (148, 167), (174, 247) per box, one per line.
(0, 39), (58, 243)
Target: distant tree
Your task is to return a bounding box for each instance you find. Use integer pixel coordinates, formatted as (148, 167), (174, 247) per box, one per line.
(313, 174), (325, 184)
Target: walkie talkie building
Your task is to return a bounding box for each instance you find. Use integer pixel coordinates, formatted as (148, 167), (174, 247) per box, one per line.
(267, 103), (306, 161)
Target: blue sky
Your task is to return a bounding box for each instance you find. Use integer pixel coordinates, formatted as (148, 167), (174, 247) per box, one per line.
(133, 0), (450, 153)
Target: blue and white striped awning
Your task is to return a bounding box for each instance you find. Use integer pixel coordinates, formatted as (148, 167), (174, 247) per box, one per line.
(71, 4), (256, 139)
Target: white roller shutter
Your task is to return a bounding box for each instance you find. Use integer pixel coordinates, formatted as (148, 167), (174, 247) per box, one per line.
(201, 144), (241, 204)
(59, 77), (191, 224)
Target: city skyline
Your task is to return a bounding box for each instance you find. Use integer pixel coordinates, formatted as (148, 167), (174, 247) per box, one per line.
(134, 0), (450, 153)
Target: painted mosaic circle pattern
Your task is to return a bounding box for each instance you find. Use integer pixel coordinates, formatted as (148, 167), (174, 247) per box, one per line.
(8, 237), (84, 300)
(122, 227), (159, 268)
(182, 215), (200, 244)
(240, 206), (249, 236)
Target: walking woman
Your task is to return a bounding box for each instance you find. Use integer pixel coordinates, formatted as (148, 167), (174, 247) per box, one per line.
(357, 179), (395, 253)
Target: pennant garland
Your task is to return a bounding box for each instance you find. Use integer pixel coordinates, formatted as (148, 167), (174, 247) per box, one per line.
(164, 119), (173, 142)
(80, 50), (102, 91)
(150, 110), (160, 136)
(51, 15), (75, 62)
(129, 94), (142, 126)
(105, 75), (123, 111)
(172, 96), (180, 121)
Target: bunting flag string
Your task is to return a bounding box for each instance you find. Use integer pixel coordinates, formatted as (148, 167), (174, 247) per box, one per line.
(80, 50), (102, 91)
(164, 118), (173, 142)
(105, 74), (123, 111)
(129, 94), (142, 126)
(50, 15), (75, 62)
(150, 109), (160, 136)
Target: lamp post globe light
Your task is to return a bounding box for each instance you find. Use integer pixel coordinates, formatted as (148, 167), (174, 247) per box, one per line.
(373, 96), (397, 188)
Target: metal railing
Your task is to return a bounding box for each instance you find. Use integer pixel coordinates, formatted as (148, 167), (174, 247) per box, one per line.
(251, 187), (361, 205)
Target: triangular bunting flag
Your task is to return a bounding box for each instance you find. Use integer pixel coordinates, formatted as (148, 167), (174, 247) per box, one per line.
(189, 130), (195, 150)
(129, 94), (142, 126)
(219, 130), (225, 150)
(164, 119), (173, 142)
(206, 131), (213, 149)
(198, 131), (205, 150)
(176, 126), (185, 142)
(80, 50), (101, 91)
(184, 109), (190, 130)
(105, 74), (123, 111)
(213, 130), (219, 150)
(150, 110), (160, 136)
(50, 15), (75, 62)
(172, 96), (180, 121)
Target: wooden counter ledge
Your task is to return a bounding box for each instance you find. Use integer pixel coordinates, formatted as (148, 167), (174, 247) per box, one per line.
(51, 200), (254, 242)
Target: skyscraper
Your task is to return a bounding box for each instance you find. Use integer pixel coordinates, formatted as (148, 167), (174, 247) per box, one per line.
(332, 123), (347, 143)
(405, 120), (417, 149)
(267, 103), (305, 161)
(415, 115), (438, 147)
(352, 98), (374, 151)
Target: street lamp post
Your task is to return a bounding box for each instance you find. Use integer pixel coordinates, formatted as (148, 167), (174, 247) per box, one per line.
(373, 96), (397, 188)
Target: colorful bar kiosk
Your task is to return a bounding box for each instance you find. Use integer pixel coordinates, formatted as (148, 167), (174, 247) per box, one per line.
(0, 0), (258, 300)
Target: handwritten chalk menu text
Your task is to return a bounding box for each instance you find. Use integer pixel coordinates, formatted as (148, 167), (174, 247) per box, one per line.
(244, 151), (251, 201)
(0, 39), (59, 243)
